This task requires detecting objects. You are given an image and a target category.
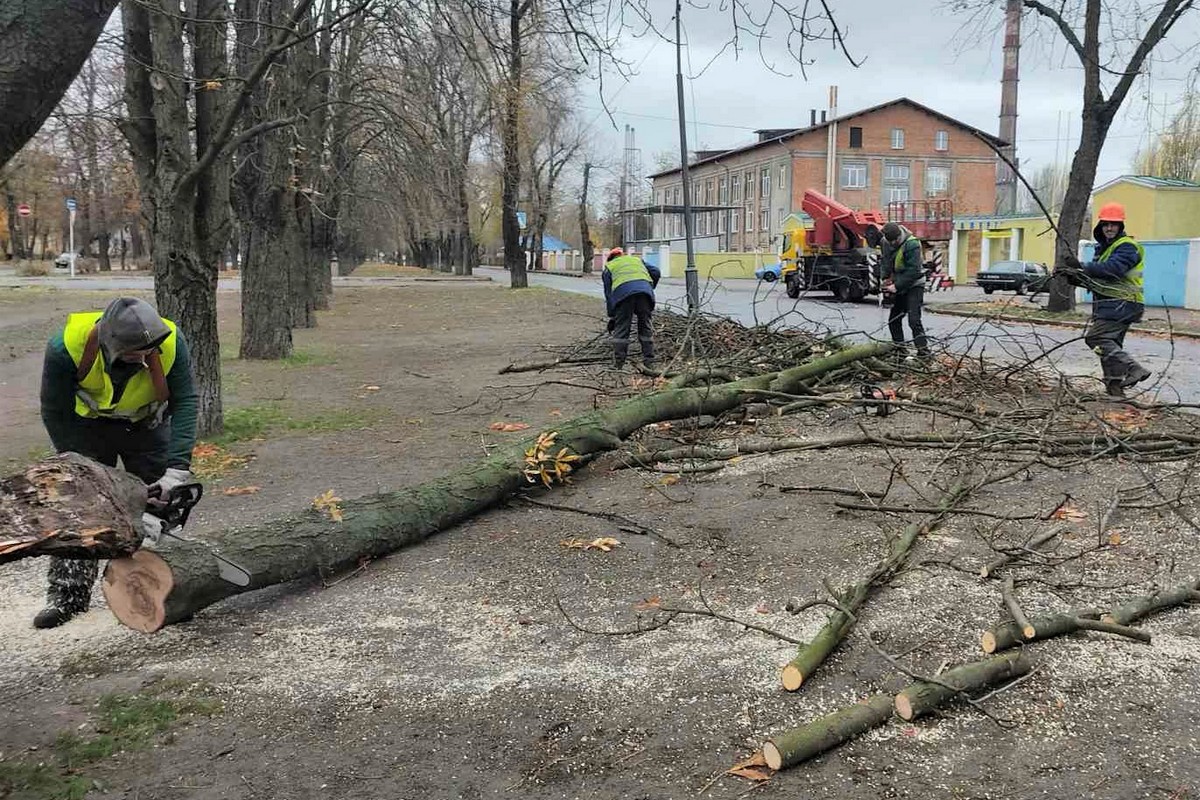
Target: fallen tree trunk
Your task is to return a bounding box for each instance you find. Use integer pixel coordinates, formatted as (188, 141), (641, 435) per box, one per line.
(893, 650), (1031, 721)
(1103, 578), (1200, 625)
(982, 611), (1153, 654)
(780, 479), (970, 691)
(763, 651), (1032, 770)
(102, 342), (893, 632)
(1, 453), (147, 564)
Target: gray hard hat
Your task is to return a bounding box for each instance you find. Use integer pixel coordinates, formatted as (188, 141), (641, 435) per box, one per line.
(97, 297), (169, 364)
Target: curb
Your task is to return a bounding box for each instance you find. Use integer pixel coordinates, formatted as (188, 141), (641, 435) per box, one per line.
(926, 306), (1200, 341)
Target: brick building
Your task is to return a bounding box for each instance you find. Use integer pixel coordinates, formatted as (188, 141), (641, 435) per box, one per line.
(642, 98), (1004, 253)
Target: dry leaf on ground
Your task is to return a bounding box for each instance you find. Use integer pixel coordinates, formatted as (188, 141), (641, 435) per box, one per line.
(1051, 503), (1087, 521)
(560, 537), (622, 552)
(223, 486), (261, 496)
(313, 489), (344, 522)
(490, 421), (530, 432)
(726, 751), (774, 782)
(633, 596), (662, 611)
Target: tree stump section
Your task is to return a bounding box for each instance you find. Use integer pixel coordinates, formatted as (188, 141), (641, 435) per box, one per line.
(894, 651), (1031, 721)
(0, 453), (147, 564)
(101, 343), (894, 632)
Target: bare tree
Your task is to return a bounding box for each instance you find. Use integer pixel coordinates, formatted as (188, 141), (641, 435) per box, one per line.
(1134, 92), (1200, 181)
(958, 0), (1196, 311)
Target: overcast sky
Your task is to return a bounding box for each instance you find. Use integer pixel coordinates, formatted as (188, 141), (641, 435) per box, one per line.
(580, 0), (1200, 193)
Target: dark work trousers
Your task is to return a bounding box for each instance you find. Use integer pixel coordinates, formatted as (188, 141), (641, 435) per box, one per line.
(611, 293), (655, 367)
(45, 418), (170, 613)
(1084, 315), (1143, 386)
(887, 284), (928, 355)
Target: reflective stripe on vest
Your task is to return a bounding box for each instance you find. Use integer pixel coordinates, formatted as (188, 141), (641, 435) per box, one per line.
(606, 255), (652, 290)
(1094, 236), (1145, 303)
(63, 311), (178, 421)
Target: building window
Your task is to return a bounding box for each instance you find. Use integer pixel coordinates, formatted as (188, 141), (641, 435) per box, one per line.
(760, 168), (771, 198)
(705, 179), (715, 204)
(718, 212), (726, 235)
(732, 210), (740, 233)
(776, 208), (784, 228)
(935, 130), (949, 151)
(840, 160), (868, 189)
(732, 178), (741, 203)
(674, 214), (682, 237)
(672, 186), (680, 205)
(926, 164), (951, 196)
(883, 162), (910, 204)
(890, 128), (905, 149)
(849, 126), (863, 148)
(745, 171), (754, 199)
(719, 177), (728, 204)
(745, 206), (754, 232)
(760, 207), (770, 232)
(777, 165), (786, 189)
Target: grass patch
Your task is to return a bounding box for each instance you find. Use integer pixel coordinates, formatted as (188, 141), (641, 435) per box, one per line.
(207, 404), (381, 447)
(281, 349), (333, 367)
(350, 261), (432, 277)
(0, 688), (221, 800)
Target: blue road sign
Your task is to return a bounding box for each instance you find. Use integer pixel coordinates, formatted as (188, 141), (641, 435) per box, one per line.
(516, 211), (527, 230)
(65, 197), (77, 211)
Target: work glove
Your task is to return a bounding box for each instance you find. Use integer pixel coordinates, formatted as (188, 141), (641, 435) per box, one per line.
(1062, 254), (1082, 270)
(148, 467), (193, 506)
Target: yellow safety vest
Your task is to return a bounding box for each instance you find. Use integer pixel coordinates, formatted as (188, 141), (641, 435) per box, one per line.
(605, 255), (652, 290)
(1093, 235), (1145, 303)
(63, 311), (178, 421)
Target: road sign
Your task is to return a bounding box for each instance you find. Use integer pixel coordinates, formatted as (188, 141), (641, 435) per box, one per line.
(516, 211), (527, 230)
(16, 203), (30, 217)
(65, 197), (77, 211)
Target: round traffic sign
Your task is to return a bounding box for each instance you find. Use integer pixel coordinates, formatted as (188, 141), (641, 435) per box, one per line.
(16, 203), (31, 217)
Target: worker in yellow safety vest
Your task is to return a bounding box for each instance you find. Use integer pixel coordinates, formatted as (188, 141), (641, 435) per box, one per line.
(602, 247), (661, 370)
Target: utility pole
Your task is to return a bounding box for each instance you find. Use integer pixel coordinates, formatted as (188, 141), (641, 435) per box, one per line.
(997, 0), (1022, 214)
(675, 0), (699, 313)
(618, 125), (629, 249)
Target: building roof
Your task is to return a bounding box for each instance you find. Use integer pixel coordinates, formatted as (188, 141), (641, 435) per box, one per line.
(648, 97), (1008, 179)
(1093, 174), (1200, 192)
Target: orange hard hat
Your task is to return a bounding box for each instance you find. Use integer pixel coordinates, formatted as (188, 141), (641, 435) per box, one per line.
(1097, 202), (1126, 223)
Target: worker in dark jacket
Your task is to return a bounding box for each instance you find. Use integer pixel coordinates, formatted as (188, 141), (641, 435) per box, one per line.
(880, 222), (929, 358)
(35, 297), (198, 629)
(1063, 203), (1151, 397)
(602, 247), (661, 370)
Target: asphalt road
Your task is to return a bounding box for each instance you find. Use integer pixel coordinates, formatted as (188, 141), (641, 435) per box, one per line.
(4, 266), (1195, 402)
(477, 267), (1200, 405)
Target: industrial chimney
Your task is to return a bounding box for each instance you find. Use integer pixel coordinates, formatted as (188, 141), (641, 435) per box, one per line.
(997, 0), (1022, 214)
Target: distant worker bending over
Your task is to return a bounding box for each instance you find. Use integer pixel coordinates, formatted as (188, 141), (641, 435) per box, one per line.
(1063, 202), (1152, 397)
(602, 247), (660, 370)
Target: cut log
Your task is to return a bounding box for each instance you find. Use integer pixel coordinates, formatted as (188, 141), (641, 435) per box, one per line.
(762, 694), (893, 770)
(780, 480), (970, 691)
(764, 652), (1035, 770)
(981, 610), (1152, 653)
(102, 342), (893, 632)
(979, 524), (1064, 578)
(0, 453), (148, 564)
(1102, 579), (1200, 625)
(894, 651), (1031, 721)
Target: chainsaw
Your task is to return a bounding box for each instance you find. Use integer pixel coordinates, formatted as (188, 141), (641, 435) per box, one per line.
(141, 482), (252, 586)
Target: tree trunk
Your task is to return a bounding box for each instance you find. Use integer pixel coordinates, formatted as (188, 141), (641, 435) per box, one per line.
(1048, 110), (1108, 312)
(5, 192), (23, 259)
(101, 342), (892, 632)
(0, 0), (121, 168)
(501, 0), (526, 286)
(580, 162), (594, 273)
(191, 0), (232, 286)
(0, 454), (147, 564)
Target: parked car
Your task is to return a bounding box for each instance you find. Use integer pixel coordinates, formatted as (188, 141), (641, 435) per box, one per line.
(53, 252), (72, 270)
(974, 260), (1049, 295)
(755, 262), (783, 282)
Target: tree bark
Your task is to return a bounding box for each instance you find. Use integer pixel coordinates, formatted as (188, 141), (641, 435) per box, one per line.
(0, 0), (121, 169)
(0, 454), (147, 564)
(101, 342), (892, 632)
(893, 651), (1031, 721)
(762, 694), (893, 770)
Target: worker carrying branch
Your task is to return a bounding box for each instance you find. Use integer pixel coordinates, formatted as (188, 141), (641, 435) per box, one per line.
(603, 247), (661, 370)
(1060, 202), (1152, 398)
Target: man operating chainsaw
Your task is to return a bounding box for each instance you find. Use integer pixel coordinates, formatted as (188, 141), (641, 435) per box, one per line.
(35, 297), (198, 629)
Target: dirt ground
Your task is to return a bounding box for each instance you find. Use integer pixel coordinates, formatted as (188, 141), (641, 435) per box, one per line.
(2, 279), (1199, 800)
